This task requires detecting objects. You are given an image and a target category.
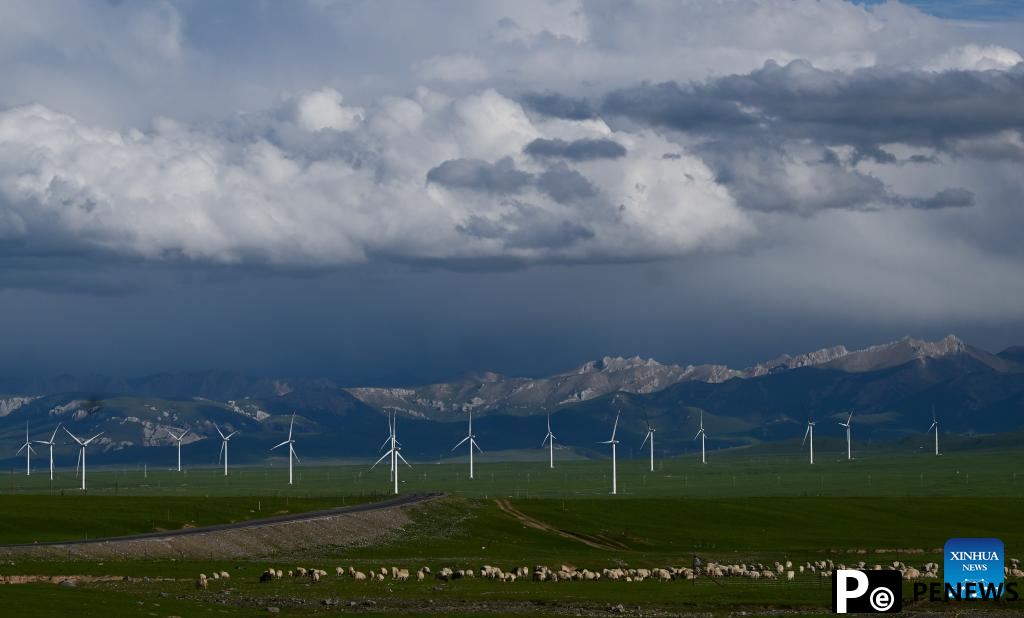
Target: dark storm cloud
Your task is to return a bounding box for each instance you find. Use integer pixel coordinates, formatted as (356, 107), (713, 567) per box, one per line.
(535, 164), (598, 204)
(601, 60), (1024, 152)
(574, 60), (1024, 214)
(603, 81), (756, 132)
(425, 157), (533, 194)
(427, 158), (598, 204)
(695, 137), (892, 213)
(524, 137), (626, 161)
(904, 187), (976, 210)
(696, 136), (977, 214)
(519, 91), (596, 120)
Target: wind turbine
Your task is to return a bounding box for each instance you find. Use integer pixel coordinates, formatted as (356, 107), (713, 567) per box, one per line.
(270, 413), (300, 485)
(372, 410), (410, 494)
(16, 421), (35, 476)
(694, 410), (708, 464)
(927, 409), (940, 455)
(600, 411), (621, 495)
(378, 410), (398, 483)
(215, 424), (239, 476)
(165, 427), (190, 472)
(64, 427), (103, 491)
(640, 413), (656, 472)
(452, 410), (482, 480)
(838, 412), (853, 460)
(541, 413), (557, 469)
(801, 419), (816, 465)
(35, 423), (62, 481)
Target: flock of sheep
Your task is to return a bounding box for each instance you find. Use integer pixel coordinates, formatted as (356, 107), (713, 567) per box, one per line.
(195, 557), (1023, 589)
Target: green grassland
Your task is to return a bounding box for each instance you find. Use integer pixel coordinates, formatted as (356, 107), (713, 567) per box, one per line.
(1, 448), (1023, 615)
(0, 495), (374, 544)
(4, 446), (1023, 499)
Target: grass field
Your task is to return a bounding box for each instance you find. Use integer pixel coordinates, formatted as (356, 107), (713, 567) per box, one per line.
(0, 495), (374, 544)
(4, 447), (1022, 499)
(1, 448), (1023, 615)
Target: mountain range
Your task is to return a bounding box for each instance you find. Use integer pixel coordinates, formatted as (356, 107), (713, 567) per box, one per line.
(1, 335), (1022, 465)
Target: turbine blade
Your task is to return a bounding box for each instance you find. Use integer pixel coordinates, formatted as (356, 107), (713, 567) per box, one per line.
(370, 449), (392, 470)
(379, 435), (392, 452)
(218, 441), (225, 464)
(17, 443), (27, 455)
(75, 448), (82, 476)
(63, 427), (84, 446)
(215, 424), (226, 440)
(226, 431), (239, 439)
(610, 412), (620, 441)
(801, 426), (810, 447)
(397, 451), (412, 467)
(290, 444), (299, 464)
(472, 439), (483, 453)
(85, 432), (103, 444)
(641, 432), (650, 448)
(181, 428), (190, 439)
(271, 440), (289, 450)
(288, 413), (295, 440)
(50, 424), (62, 443)
(452, 435), (470, 451)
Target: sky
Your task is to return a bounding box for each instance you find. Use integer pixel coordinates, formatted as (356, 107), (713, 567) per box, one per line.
(1, 0), (1023, 384)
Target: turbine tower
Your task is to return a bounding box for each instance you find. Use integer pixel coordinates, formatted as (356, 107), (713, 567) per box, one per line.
(640, 414), (656, 472)
(35, 424), (63, 481)
(270, 413), (300, 485)
(165, 427), (190, 472)
(801, 419), (816, 465)
(838, 412), (853, 460)
(452, 410), (482, 480)
(600, 411), (621, 495)
(927, 409), (940, 456)
(541, 413), (557, 469)
(64, 427), (103, 491)
(372, 410), (410, 494)
(693, 410), (708, 464)
(215, 424), (239, 476)
(16, 422), (35, 476)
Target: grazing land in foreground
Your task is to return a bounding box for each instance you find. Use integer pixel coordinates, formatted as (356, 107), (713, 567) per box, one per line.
(1, 449), (1022, 616)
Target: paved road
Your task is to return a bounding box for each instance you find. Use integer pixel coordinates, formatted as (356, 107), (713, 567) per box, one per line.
(0, 492), (444, 548)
